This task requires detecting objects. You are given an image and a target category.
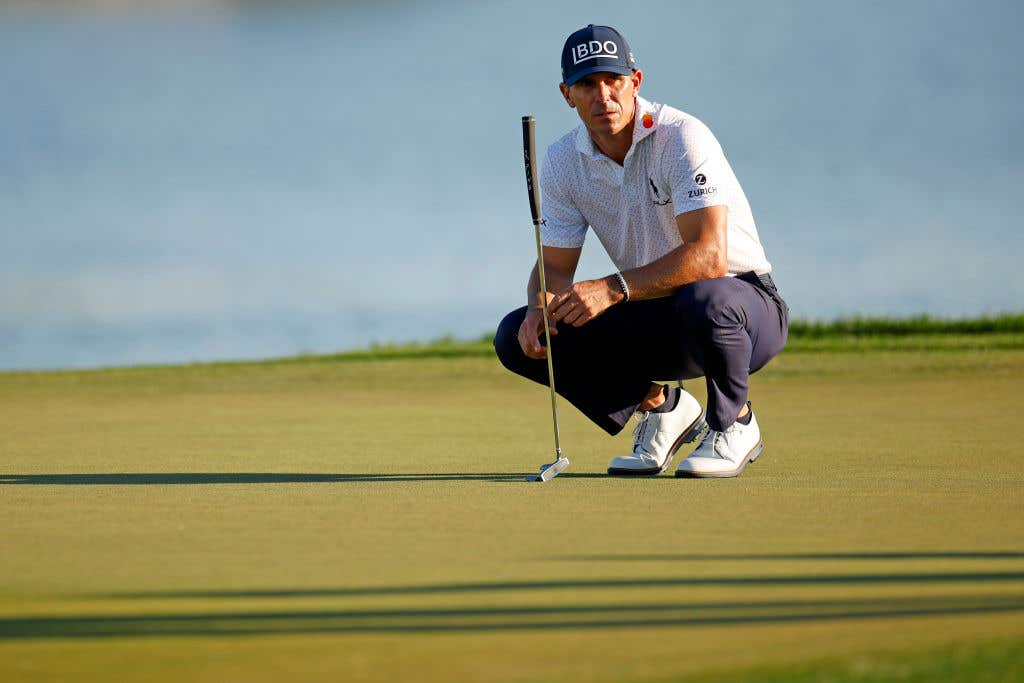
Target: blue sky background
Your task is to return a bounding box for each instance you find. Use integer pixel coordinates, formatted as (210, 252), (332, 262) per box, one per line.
(1, 0), (1021, 369)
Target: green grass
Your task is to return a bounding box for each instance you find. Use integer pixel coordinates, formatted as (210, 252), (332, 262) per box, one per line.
(286, 314), (1024, 362)
(1, 346), (1022, 681)
(316, 330), (1023, 361)
(8, 315), (1021, 375)
(247, 314), (1024, 364)
(684, 639), (1024, 682)
(787, 313), (1024, 337)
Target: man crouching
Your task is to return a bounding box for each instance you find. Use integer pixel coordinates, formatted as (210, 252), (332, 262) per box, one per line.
(494, 24), (788, 478)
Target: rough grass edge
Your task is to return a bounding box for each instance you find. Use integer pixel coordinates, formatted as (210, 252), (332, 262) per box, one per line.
(282, 332), (1024, 365)
(274, 313), (1024, 364)
(663, 637), (1024, 683)
(5, 315), (1024, 375)
(789, 312), (1024, 337)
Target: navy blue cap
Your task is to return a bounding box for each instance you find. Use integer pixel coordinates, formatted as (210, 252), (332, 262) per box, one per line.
(561, 24), (637, 86)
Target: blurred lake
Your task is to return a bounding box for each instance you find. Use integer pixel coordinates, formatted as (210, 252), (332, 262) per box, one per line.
(1, 0), (1021, 370)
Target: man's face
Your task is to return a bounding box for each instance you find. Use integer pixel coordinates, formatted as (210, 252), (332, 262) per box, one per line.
(560, 70), (643, 137)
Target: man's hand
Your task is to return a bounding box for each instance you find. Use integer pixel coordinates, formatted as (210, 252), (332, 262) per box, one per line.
(548, 277), (624, 328)
(517, 307), (558, 359)
(518, 246), (580, 359)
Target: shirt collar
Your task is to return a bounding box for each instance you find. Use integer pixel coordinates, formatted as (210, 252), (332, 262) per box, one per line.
(573, 95), (660, 160)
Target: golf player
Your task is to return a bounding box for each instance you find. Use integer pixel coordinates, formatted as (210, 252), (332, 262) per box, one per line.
(494, 24), (789, 478)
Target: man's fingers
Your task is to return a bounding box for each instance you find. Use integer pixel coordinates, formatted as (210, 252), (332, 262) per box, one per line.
(529, 331), (548, 358)
(517, 313), (552, 359)
(562, 297), (596, 322)
(517, 320), (538, 358)
(550, 296), (579, 321)
(564, 306), (591, 326)
(547, 299), (568, 320)
(529, 280), (609, 337)
(522, 337), (546, 359)
(549, 290), (571, 307)
(548, 290), (577, 320)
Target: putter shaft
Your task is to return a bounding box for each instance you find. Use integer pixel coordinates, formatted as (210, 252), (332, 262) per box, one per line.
(522, 115), (567, 482)
(533, 217), (562, 462)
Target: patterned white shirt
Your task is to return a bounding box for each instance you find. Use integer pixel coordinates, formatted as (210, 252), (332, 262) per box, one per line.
(540, 96), (771, 276)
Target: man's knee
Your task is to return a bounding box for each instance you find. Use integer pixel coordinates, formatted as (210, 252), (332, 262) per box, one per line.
(675, 278), (743, 330)
(493, 306), (529, 371)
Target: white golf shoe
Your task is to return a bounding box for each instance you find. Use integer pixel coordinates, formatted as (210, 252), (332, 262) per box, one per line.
(675, 406), (763, 478)
(608, 389), (706, 476)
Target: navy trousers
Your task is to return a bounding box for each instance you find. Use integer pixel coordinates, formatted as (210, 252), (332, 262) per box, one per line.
(493, 271), (789, 435)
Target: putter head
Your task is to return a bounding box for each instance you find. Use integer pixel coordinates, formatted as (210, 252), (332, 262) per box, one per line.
(525, 456), (570, 482)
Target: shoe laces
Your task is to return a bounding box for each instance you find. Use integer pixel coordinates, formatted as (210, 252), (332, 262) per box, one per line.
(632, 411), (657, 457)
(697, 423), (739, 460)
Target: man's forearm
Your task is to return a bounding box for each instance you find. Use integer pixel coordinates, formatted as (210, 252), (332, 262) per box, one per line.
(544, 242), (722, 328)
(619, 238), (727, 301)
(527, 262), (575, 308)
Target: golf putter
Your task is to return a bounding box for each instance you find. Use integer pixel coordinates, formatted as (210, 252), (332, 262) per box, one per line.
(521, 115), (570, 483)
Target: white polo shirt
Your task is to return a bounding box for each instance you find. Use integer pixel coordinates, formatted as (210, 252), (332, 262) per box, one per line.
(540, 96), (771, 276)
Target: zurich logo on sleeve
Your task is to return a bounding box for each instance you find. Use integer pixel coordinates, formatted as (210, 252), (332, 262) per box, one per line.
(688, 172), (718, 199)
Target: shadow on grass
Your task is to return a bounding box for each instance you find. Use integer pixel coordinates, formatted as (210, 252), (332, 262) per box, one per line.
(0, 472), (612, 485)
(103, 570), (1024, 601)
(2, 594), (1022, 640)
(555, 552), (1024, 562)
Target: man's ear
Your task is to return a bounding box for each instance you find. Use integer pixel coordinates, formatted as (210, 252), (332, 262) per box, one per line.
(630, 70), (643, 94)
(559, 82), (575, 108)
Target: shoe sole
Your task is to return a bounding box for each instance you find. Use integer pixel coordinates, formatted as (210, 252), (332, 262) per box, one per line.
(674, 440), (764, 479)
(608, 411), (707, 476)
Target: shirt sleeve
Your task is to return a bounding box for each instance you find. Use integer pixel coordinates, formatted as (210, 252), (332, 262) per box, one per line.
(539, 148), (588, 249)
(663, 119), (729, 217)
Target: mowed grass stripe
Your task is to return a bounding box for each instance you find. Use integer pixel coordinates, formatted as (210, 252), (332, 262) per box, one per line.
(93, 570), (1024, 600)
(3, 594), (1023, 640)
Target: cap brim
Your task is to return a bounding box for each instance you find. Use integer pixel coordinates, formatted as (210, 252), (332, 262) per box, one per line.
(563, 64), (633, 87)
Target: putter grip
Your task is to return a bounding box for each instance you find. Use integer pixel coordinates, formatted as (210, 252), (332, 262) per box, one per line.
(521, 115), (541, 224)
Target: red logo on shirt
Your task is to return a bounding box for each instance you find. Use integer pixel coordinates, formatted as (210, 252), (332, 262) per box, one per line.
(642, 113), (654, 128)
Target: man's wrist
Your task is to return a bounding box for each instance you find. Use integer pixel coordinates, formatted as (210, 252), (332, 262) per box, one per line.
(608, 272), (630, 302)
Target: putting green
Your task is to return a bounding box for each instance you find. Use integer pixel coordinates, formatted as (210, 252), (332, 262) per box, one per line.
(1, 348), (1022, 682)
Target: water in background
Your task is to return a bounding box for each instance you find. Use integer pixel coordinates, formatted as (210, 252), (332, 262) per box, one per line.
(2, 0), (1022, 370)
